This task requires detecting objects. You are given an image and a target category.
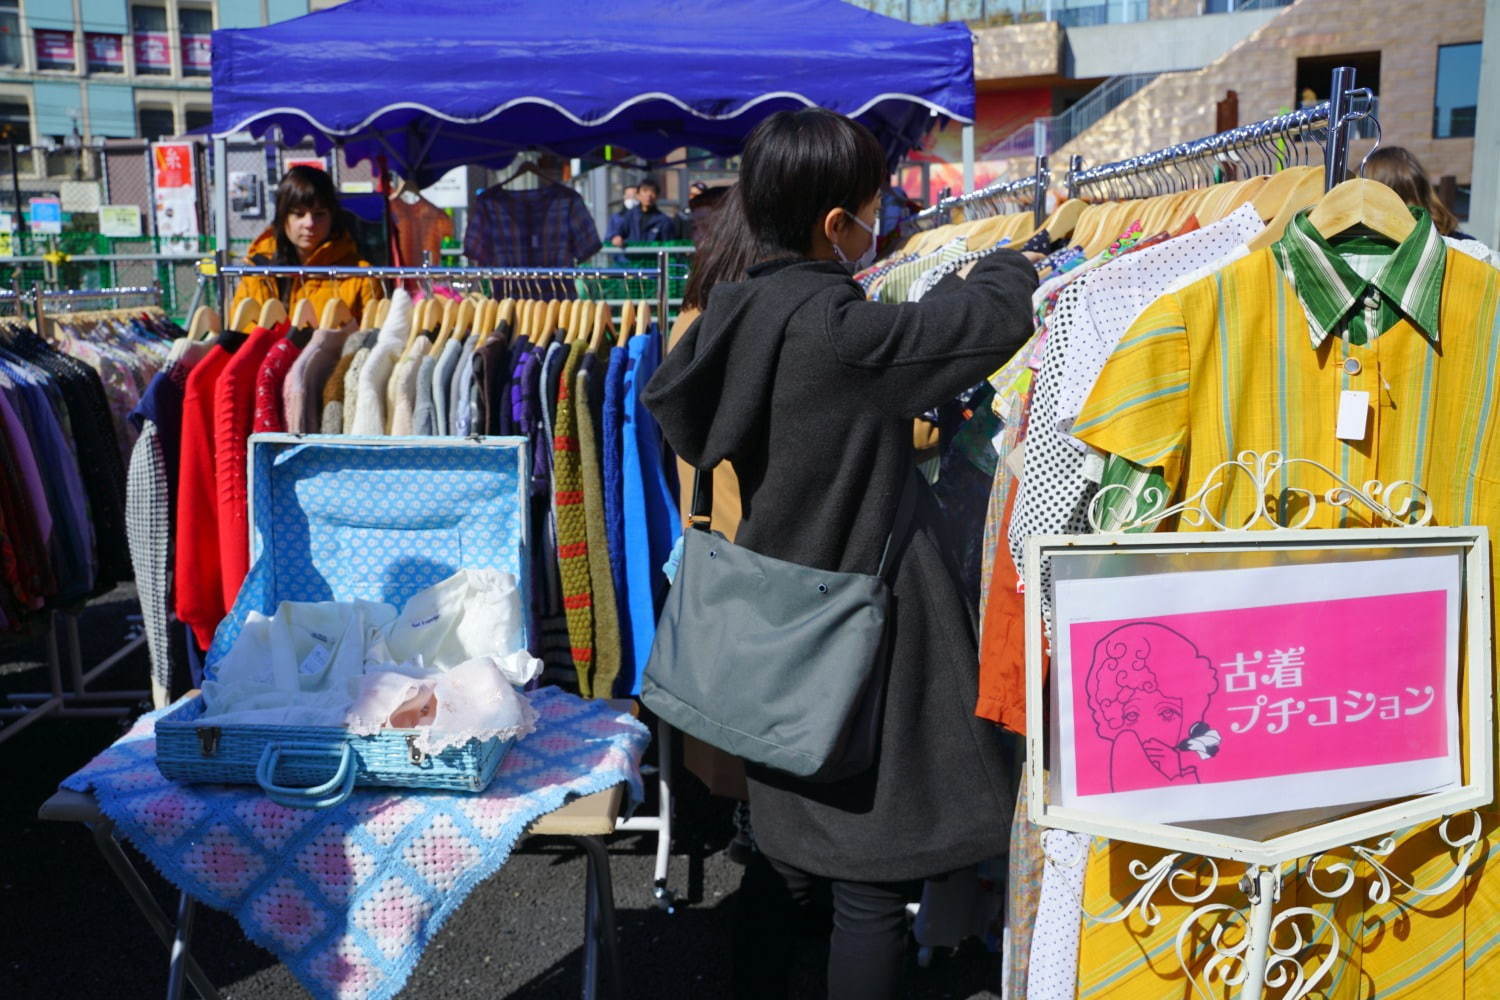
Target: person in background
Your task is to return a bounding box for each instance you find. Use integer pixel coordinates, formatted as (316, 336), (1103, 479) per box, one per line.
(605, 184), (640, 247)
(1364, 146), (1467, 237)
(230, 165), (381, 319)
(611, 177), (680, 250)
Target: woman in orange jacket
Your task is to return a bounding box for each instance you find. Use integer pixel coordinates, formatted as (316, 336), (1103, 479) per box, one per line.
(230, 165), (381, 320)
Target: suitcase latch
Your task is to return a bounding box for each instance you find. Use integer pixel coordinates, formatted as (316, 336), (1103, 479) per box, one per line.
(197, 726), (221, 757)
(406, 734), (427, 766)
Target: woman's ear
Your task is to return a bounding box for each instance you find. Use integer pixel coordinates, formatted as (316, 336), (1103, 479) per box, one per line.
(821, 207), (846, 246)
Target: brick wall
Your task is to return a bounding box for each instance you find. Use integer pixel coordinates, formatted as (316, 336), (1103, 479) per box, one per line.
(1057, 0), (1481, 185)
(973, 20), (1065, 80)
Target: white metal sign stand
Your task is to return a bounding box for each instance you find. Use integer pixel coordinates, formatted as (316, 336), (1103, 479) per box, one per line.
(1025, 451), (1494, 1000)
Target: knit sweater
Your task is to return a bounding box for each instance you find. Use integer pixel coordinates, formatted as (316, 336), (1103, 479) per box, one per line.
(573, 351), (621, 698)
(552, 340), (593, 692)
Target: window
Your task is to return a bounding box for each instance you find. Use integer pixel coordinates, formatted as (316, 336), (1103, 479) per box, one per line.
(0, 2), (20, 68)
(183, 106), (212, 133)
(86, 33), (127, 73)
(131, 5), (171, 75)
(34, 29), (76, 71)
(179, 7), (212, 77)
(1295, 52), (1381, 141)
(137, 105), (175, 140)
(0, 101), (30, 146)
(1434, 42), (1481, 139)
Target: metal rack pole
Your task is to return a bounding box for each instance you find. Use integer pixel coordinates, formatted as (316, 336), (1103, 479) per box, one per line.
(1034, 155), (1049, 228)
(1067, 154), (1084, 201)
(1325, 65), (1357, 191)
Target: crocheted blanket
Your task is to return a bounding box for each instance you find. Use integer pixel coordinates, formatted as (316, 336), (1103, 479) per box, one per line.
(61, 687), (649, 1000)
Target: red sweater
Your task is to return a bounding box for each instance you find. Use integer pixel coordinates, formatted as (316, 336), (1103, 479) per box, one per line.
(213, 323), (286, 611)
(174, 344), (235, 649)
(253, 336), (303, 434)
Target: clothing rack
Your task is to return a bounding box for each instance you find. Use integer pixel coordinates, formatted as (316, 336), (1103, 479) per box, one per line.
(902, 153), (1050, 237)
(208, 252), (681, 908)
(0, 282), (168, 746)
(208, 254), (675, 330)
(1064, 66), (1373, 200)
(31, 283), (165, 335)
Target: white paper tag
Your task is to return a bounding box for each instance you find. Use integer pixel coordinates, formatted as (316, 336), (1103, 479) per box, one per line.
(298, 644), (331, 677)
(1336, 390), (1370, 441)
(1082, 450), (1105, 484)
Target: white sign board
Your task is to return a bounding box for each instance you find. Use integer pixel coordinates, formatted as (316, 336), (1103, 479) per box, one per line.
(99, 205), (143, 238)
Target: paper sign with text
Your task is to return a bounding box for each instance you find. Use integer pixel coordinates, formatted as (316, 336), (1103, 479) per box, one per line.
(1053, 555), (1461, 824)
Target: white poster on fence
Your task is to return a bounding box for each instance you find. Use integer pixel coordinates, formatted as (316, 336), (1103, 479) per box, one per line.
(152, 142), (199, 252)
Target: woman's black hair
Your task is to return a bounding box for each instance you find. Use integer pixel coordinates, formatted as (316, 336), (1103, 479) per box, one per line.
(738, 108), (887, 257)
(268, 165), (346, 266)
(682, 184), (757, 311)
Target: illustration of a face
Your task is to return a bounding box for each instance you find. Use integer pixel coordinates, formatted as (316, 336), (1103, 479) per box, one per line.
(1118, 691), (1186, 751)
(1085, 623), (1219, 789)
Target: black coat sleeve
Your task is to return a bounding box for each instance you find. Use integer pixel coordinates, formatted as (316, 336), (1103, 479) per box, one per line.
(817, 249), (1039, 419)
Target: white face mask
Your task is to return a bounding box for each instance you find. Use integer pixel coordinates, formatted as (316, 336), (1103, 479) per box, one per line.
(831, 209), (877, 272)
(623, 197), (640, 210)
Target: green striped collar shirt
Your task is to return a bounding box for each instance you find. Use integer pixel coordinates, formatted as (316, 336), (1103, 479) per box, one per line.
(1272, 206), (1446, 349)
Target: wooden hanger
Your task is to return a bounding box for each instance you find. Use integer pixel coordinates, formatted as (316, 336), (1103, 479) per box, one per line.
(1306, 177), (1416, 243)
(229, 298), (259, 333)
(1041, 198), (1087, 241)
(256, 297), (287, 329)
(619, 301), (636, 344)
(1250, 164), (1320, 223)
(1247, 169), (1329, 251)
(587, 300), (612, 353)
(635, 300), (652, 338)
(320, 297), (354, 331)
(187, 305), (221, 341)
(290, 297), (317, 330)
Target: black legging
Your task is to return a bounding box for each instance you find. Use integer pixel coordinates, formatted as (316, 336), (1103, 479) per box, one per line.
(733, 850), (920, 1000)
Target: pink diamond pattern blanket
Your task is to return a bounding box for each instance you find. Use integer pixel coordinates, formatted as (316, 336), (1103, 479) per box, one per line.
(60, 687), (649, 1000)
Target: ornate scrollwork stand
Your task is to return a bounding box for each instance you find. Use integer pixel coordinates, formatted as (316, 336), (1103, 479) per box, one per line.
(1080, 451), (1483, 1000)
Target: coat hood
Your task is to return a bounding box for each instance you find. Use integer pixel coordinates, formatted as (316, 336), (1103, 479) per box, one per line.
(245, 227), (367, 267)
(643, 260), (844, 468)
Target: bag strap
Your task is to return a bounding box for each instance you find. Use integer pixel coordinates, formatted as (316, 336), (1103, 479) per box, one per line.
(689, 465), (920, 582)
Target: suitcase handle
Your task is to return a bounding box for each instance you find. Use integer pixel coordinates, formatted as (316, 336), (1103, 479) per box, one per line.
(255, 742), (357, 809)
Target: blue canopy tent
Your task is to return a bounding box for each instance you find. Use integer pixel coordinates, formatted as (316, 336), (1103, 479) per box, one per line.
(207, 0), (975, 244)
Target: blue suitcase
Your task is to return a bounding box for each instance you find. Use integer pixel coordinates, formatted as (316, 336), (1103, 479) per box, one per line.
(157, 435), (531, 807)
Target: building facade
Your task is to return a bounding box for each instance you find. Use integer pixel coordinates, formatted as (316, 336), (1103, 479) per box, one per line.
(855, 0), (1484, 218)
(1, 0), (337, 190)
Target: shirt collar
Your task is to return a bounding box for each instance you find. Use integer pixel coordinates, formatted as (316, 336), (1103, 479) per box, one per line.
(1273, 206), (1446, 347)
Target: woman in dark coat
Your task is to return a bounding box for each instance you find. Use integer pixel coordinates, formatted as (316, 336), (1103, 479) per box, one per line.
(643, 108), (1038, 1000)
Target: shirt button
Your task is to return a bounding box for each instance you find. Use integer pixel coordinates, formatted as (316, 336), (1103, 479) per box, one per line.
(1344, 357), (1362, 375)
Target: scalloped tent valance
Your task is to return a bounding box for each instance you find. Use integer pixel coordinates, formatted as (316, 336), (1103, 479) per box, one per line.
(210, 0), (975, 184)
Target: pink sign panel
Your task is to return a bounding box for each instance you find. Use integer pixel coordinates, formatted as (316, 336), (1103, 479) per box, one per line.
(134, 31), (171, 71)
(1053, 555), (1462, 824)
(35, 29), (76, 69)
(86, 33), (125, 72)
(181, 33), (211, 72)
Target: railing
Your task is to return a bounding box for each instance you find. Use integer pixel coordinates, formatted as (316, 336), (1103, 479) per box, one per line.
(986, 71), (1160, 160)
(843, 0), (1294, 26)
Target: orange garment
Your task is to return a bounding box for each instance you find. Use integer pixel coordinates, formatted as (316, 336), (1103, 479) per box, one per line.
(229, 228), (382, 321)
(976, 484), (1029, 730)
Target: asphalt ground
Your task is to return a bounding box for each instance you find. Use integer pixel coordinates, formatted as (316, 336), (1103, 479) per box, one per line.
(3, 584), (1003, 999)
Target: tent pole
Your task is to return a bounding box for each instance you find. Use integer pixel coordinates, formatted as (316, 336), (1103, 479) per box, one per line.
(213, 134), (229, 258)
(961, 124), (975, 195)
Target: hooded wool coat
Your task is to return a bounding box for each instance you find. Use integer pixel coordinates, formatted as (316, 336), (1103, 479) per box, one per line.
(643, 251), (1038, 881)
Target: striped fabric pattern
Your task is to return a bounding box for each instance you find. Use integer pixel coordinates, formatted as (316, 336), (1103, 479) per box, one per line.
(1273, 207), (1446, 348)
(1072, 243), (1500, 999)
(552, 340), (595, 694)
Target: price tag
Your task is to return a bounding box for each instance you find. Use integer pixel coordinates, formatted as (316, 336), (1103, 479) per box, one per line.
(1336, 389), (1370, 441)
(298, 644), (331, 678)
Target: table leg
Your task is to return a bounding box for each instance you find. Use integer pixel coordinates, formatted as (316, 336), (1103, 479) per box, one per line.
(578, 835), (622, 1000)
(166, 892), (198, 1000)
(88, 822), (222, 1000)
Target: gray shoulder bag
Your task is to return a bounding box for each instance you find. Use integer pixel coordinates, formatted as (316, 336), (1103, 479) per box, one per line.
(641, 467), (918, 782)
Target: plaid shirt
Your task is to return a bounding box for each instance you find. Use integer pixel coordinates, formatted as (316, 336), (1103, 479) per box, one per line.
(463, 185), (603, 267)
